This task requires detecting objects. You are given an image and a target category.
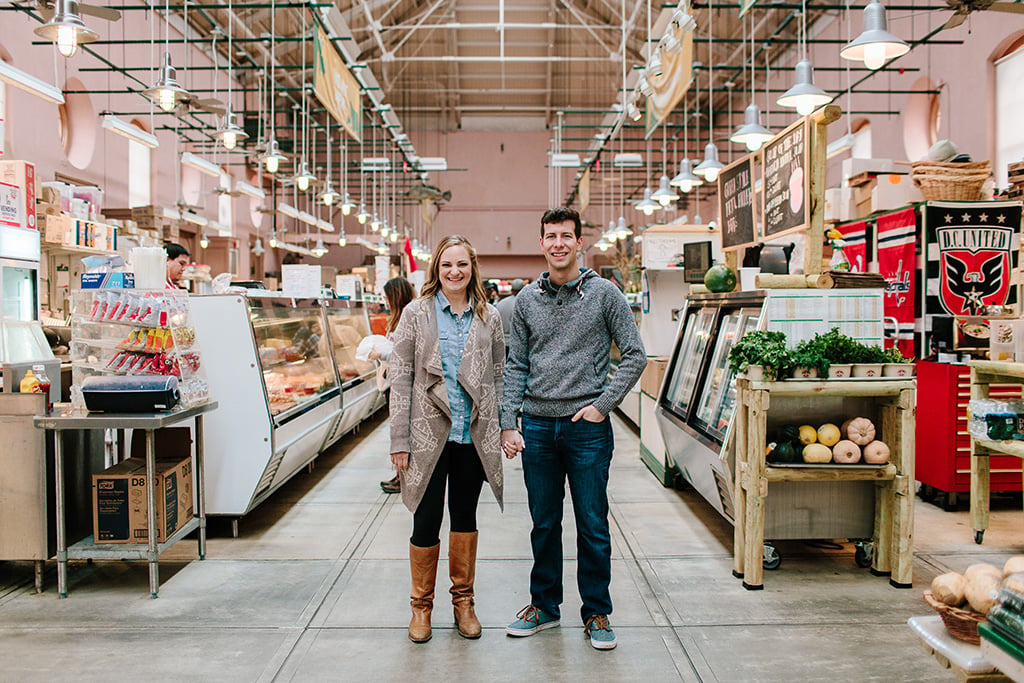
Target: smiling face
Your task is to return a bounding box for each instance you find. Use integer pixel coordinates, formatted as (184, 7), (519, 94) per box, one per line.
(540, 219), (582, 279)
(437, 244), (473, 300)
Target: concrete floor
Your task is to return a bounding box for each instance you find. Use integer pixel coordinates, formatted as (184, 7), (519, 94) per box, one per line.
(1, 411), (1023, 682)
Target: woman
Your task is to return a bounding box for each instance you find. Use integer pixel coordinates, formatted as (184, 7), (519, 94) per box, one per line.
(371, 276), (415, 494)
(389, 235), (505, 643)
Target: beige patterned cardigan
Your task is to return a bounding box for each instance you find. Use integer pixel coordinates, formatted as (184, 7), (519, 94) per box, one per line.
(389, 295), (506, 513)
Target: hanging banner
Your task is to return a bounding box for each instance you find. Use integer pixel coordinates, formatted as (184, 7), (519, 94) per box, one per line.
(313, 27), (363, 143)
(739, 0), (759, 16)
(837, 219), (868, 273)
(925, 201), (1021, 317)
(876, 207), (917, 357)
(579, 167), (591, 213)
(644, 28), (693, 137)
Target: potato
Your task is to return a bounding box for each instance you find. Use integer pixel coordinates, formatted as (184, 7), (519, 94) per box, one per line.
(1003, 556), (1024, 577)
(1003, 572), (1024, 597)
(931, 572), (966, 607)
(965, 571), (1002, 614)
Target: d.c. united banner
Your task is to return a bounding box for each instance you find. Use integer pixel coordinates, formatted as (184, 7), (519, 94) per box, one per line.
(876, 207), (917, 357)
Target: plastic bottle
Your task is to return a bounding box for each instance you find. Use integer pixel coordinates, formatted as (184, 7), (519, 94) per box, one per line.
(19, 368), (39, 394)
(32, 364), (52, 414)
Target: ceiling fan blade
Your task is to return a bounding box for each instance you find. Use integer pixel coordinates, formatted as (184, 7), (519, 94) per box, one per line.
(942, 11), (968, 29)
(80, 3), (120, 21)
(989, 3), (1024, 12)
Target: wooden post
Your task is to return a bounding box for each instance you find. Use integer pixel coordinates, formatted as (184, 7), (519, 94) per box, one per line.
(804, 105), (842, 275)
(892, 388), (916, 587)
(742, 389), (769, 590)
(733, 381), (749, 579)
(970, 368), (993, 542)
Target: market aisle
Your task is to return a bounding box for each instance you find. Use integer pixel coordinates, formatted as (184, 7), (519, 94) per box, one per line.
(2, 411), (1023, 681)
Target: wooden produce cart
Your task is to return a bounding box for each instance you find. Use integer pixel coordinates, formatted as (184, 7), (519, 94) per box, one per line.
(969, 360), (1024, 544)
(733, 377), (916, 590)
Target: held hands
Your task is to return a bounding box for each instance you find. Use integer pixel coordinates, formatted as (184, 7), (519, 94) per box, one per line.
(391, 451), (409, 472)
(501, 429), (524, 460)
(572, 405), (606, 423)
(368, 348), (382, 361)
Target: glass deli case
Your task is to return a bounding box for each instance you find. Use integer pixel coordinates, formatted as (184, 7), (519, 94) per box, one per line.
(321, 298), (382, 445)
(191, 293), (344, 517)
(656, 289), (885, 534)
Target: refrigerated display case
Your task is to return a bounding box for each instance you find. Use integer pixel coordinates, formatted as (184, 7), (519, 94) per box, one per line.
(656, 289), (885, 531)
(190, 293), (343, 517)
(321, 297), (384, 446)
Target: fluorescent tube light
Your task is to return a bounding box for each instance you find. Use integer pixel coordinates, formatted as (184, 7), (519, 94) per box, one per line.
(101, 114), (159, 149)
(360, 157), (391, 171)
(613, 153), (643, 168)
(827, 133), (857, 159)
(0, 60), (64, 105)
(181, 152), (221, 177)
(181, 211), (208, 227)
(235, 181), (265, 200)
(418, 157), (447, 171)
(551, 153), (581, 168)
(277, 202), (299, 219)
(298, 211), (317, 226)
(317, 218), (335, 233)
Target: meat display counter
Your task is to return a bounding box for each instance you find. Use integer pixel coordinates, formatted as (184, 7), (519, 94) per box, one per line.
(190, 292), (343, 517)
(656, 289), (886, 534)
(320, 297), (385, 446)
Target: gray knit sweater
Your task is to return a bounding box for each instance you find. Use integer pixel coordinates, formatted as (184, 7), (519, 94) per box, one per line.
(500, 268), (646, 428)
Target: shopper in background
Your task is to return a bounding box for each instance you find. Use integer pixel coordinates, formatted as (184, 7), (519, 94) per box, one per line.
(370, 276), (415, 494)
(485, 281), (499, 305)
(495, 277), (525, 341)
(165, 243), (190, 290)
(389, 235), (506, 643)
(500, 207), (645, 651)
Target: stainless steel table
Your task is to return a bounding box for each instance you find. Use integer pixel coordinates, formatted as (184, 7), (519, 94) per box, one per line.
(34, 401), (217, 598)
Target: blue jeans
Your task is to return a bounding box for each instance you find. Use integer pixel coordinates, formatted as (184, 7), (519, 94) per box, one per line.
(521, 413), (613, 622)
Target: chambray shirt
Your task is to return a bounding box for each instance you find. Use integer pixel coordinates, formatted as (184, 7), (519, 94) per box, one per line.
(435, 292), (473, 443)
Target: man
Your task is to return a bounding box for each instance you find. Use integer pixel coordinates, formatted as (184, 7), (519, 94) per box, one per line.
(165, 243), (190, 289)
(495, 278), (525, 340)
(500, 207), (645, 651)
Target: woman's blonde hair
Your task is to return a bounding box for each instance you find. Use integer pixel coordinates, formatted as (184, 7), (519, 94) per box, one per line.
(420, 235), (489, 322)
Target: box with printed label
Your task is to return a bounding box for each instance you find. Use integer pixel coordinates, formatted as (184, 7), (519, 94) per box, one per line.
(0, 161), (37, 230)
(81, 272), (135, 289)
(92, 456), (193, 543)
(640, 357), (669, 397)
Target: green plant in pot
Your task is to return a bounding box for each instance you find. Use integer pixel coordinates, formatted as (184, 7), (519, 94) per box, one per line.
(728, 330), (790, 380)
(787, 343), (830, 378)
(882, 346), (913, 364)
(802, 327), (862, 365)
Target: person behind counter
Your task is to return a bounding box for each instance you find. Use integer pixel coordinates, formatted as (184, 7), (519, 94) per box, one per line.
(388, 235), (505, 643)
(369, 276), (415, 494)
(165, 243), (190, 290)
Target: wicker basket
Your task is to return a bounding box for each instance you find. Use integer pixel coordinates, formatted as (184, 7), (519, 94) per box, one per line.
(923, 590), (987, 644)
(911, 161), (991, 201)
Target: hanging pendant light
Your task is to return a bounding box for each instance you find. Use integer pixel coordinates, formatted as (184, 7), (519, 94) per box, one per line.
(651, 174), (679, 206)
(635, 188), (660, 216)
(292, 160), (316, 192)
(251, 237), (265, 256)
(390, 231), (398, 243)
(215, 105), (248, 150)
(647, 50), (664, 79)
(670, 158), (703, 192)
(730, 103), (774, 152)
(143, 52), (189, 112)
(312, 238), (327, 257)
(356, 203), (370, 224)
(694, 143), (724, 182)
(338, 233), (347, 247)
(615, 216), (632, 240)
(268, 232), (279, 248)
(340, 193), (355, 216)
(258, 137), (287, 174)
(777, 59), (832, 116)
(34, 0), (98, 58)
(319, 180), (340, 206)
(840, 0), (909, 70)
(370, 215), (382, 232)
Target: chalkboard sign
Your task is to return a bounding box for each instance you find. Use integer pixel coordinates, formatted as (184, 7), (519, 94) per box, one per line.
(762, 118), (809, 240)
(717, 157), (756, 251)
(683, 241), (712, 283)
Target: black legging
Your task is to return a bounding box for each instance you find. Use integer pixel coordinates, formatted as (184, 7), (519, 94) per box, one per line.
(410, 441), (486, 548)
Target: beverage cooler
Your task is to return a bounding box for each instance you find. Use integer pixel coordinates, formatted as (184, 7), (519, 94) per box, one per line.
(656, 289), (885, 531)
(191, 293), (362, 517)
(0, 225), (41, 321)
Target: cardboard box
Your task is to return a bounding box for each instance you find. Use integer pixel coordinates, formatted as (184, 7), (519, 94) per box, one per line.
(81, 272), (135, 289)
(43, 213), (74, 245)
(824, 188), (856, 222)
(871, 173), (923, 213)
(0, 160), (36, 230)
(92, 456), (194, 544)
(641, 357), (670, 397)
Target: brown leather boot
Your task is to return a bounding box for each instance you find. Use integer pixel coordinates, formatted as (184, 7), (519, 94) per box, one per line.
(409, 542), (440, 643)
(449, 531), (482, 639)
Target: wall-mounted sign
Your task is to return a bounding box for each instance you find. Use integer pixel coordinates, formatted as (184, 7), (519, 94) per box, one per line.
(761, 118), (809, 240)
(718, 157), (756, 251)
(313, 28), (363, 143)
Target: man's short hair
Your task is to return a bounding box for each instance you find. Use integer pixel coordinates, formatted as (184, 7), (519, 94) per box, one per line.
(540, 207), (581, 239)
(165, 243), (190, 261)
(511, 278), (525, 292)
